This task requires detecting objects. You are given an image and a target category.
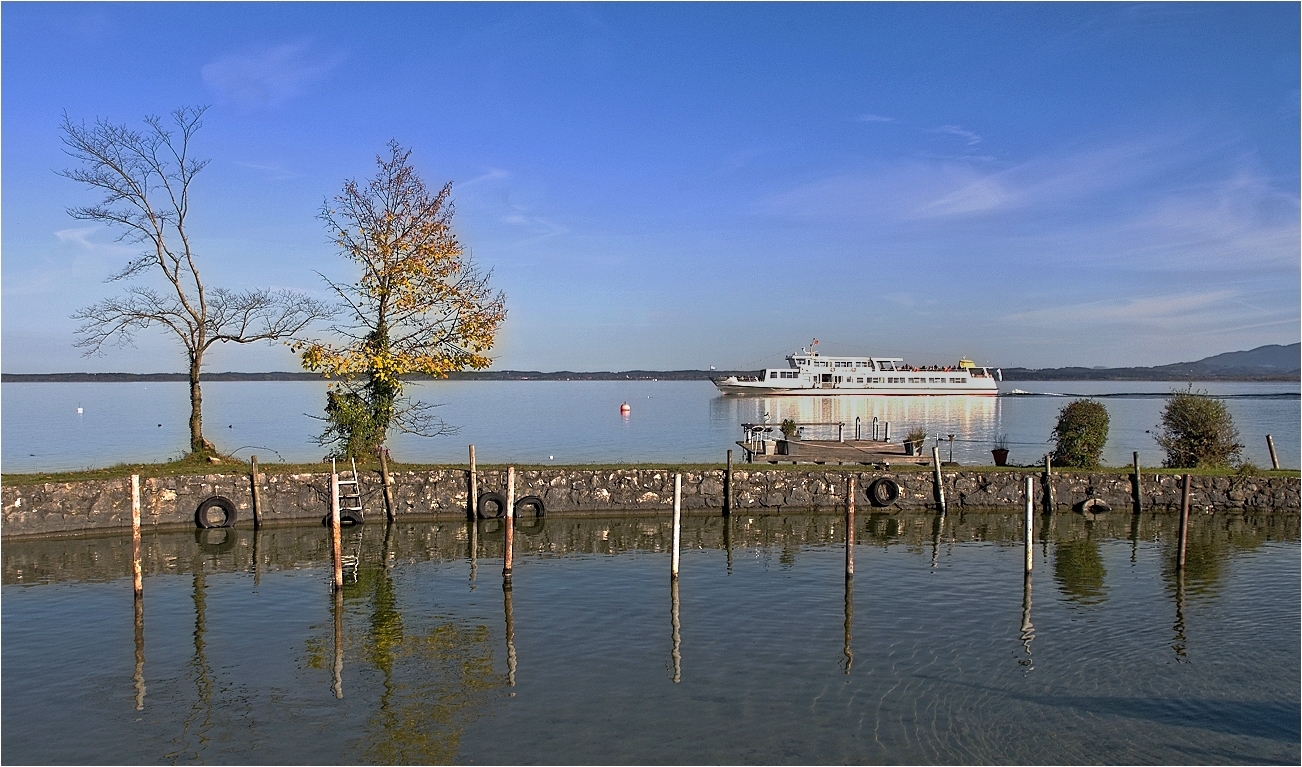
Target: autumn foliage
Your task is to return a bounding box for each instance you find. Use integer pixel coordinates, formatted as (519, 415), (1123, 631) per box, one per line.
(300, 143), (506, 457)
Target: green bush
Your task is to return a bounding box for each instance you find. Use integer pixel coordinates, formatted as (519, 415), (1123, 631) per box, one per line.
(1156, 386), (1243, 468)
(1051, 399), (1109, 468)
(780, 419), (798, 440)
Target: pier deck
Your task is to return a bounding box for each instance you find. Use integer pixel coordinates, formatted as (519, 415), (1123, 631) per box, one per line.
(738, 439), (930, 466)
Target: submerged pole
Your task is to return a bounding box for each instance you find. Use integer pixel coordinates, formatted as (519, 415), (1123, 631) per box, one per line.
(1023, 475), (1034, 574)
(250, 456), (263, 529)
(468, 445), (478, 519)
(845, 475), (856, 578)
(932, 447), (947, 512)
(504, 466), (515, 583)
(671, 473), (682, 579)
(1177, 473), (1191, 570)
(1267, 435), (1280, 470)
(131, 474), (143, 596)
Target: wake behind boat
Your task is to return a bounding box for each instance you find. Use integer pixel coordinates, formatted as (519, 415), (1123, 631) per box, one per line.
(714, 340), (1000, 396)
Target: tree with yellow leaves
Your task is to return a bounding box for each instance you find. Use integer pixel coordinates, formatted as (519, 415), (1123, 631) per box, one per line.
(300, 143), (505, 458)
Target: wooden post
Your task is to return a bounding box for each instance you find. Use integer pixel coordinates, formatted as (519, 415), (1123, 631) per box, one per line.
(378, 447), (396, 523)
(931, 446), (947, 512)
(503, 466), (515, 581)
(845, 475), (856, 578)
(1132, 451), (1143, 514)
(671, 473), (682, 579)
(469, 445), (478, 519)
(1023, 475), (1034, 574)
(330, 472), (343, 590)
(1043, 454), (1054, 512)
(1267, 435), (1280, 470)
(1177, 473), (1191, 570)
(250, 456), (263, 529)
(131, 474), (143, 595)
(724, 450), (733, 515)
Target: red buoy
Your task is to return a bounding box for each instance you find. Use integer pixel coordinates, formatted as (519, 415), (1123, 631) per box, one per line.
(620, 402), (631, 413)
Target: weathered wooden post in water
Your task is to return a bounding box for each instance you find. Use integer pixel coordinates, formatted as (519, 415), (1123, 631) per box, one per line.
(1132, 452), (1143, 514)
(1023, 475), (1034, 574)
(250, 456), (263, 529)
(131, 475), (143, 595)
(1267, 435), (1280, 470)
(468, 445), (478, 519)
(378, 447), (396, 522)
(671, 473), (682, 579)
(1177, 474), (1191, 570)
(931, 447), (947, 512)
(330, 472), (344, 590)
(503, 466), (515, 584)
(1043, 455), (1054, 513)
(724, 450), (733, 515)
(845, 475), (856, 578)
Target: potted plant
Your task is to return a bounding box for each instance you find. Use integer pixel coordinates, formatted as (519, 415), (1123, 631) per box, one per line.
(991, 434), (1010, 466)
(778, 418), (799, 456)
(904, 427), (927, 456)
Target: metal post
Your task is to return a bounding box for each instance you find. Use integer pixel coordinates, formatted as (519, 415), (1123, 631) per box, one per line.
(932, 446), (947, 512)
(1267, 435), (1280, 470)
(468, 445), (478, 519)
(671, 473), (682, 579)
(250, 456), (263, 529)
(1023, 475), (1034, 574)
(884, 422), (891, 442)
(1043, 454), (1054, 512)
(846, 475), (855, 578)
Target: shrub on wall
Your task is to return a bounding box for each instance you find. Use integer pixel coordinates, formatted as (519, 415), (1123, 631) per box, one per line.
(1156, 386), (1243, 468)
(1051, 399), (1109, 468)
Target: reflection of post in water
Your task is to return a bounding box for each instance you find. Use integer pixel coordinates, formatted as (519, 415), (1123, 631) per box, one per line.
(1129, 507), (1141, 563)
(174, 565), (214, 760)
(133, 591), (146, 710)
(332, 589), (344, 699)
(841, 576), (853, 674)
(503, 581), (517, 686)
(1019, 573), (1034, 669)
(669, 578), (682, 684)
(930, 510), (945, 570)
(468, 519), (478, 588)
(723, 515), (733, 576)
(1171, 568), (1188, 662)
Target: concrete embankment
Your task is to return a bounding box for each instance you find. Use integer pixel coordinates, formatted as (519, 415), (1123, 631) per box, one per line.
(3, 467), (1298, 538)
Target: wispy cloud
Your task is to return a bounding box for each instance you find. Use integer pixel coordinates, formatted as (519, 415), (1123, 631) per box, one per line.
(928, 124), (982, 145)
(1001, 290), (1238, 327)
(202, 42), (343, 111)
(55, 227), (99, 249)
(457, 169), (511, 189)
(502, 212), (568, 242)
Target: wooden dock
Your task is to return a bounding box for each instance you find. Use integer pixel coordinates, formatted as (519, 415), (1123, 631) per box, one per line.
(738, 439), (930, 466)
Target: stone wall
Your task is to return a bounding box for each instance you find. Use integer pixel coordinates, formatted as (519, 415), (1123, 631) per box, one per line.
(3, 467), (1298, 538)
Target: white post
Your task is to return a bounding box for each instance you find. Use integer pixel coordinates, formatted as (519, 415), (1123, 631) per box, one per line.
(1023, 475), (1034, 574)
(131, 475), (143, 595)
(504, 466), (515, 580)
(671, 473), (682, 578)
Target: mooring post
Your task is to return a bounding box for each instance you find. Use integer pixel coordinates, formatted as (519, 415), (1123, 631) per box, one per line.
(1043, 454), (1054, 512)
(503, 466), (515, 583)
(855, 416), (861, 441)
(378, 447), (396, 523)
(131, 474), (143, 596)
(1023, 475), (1034, 574)
(931, 446), (947, 512)
(1266, 435), (1280, 470)
(1177, 473), (1191, 570)
(838, 422), (844, 442)
(1132, 451), (1143, 514)
(846, 475), (856, 578)
(724, 449), (733, 515)
(884, 422), (891, 442)
(671, 473), (682, 579)
(330, 472), (343, 590)
(468, 445), (478, 519)
(250, 455), (263, 529)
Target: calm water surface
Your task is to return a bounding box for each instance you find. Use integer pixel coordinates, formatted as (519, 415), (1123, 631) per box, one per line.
(3, 511), (1298, 764)
(2, 380), (1298, 472)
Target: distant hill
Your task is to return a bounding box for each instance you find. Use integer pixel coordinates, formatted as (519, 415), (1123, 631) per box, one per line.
(4, 344), (1297, 382)
(1002, 343), (1300, 381)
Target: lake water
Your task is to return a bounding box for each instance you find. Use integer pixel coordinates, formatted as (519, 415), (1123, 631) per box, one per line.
(2, 380), (1297, 473)
(2, 511), (1298, 764)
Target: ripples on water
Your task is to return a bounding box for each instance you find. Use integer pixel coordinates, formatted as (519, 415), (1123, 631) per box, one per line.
(3, 510), (1298, 764)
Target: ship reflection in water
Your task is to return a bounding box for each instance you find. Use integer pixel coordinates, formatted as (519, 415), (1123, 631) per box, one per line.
(2, 512), (1297, 765)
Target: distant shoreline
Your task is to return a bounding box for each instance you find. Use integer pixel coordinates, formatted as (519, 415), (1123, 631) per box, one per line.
(2, 369), (1298, 383)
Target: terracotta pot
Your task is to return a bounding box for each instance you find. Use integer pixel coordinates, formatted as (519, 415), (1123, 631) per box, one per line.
(992, 448), (1009, 466)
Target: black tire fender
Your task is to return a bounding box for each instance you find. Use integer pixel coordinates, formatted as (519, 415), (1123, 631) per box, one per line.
(195, 496), (236, 529)
(867, 478), (900, 507)
(477, 492), (507, 519)
(321, 509), (365, 527)
(514, 495), (546, 518)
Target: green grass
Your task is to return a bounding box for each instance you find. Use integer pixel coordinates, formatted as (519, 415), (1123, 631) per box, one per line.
(3, 457), (1296, 487)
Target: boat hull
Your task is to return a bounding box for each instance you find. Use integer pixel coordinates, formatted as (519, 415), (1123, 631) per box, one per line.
(713, 381), (999, 396)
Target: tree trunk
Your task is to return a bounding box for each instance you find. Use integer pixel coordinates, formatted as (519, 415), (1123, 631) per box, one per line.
(189, 354), (208, 455)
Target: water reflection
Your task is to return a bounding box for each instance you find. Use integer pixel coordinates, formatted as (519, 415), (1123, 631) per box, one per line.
(842, 576), (854, 674)
(1053, 529), (1108, 605)
(332, 589), (345, 698)
(133, 592), (146, 710)
(669, 578), (681, 684)
(504, 582), (516, 687)
(1019, 574), (1035, 671)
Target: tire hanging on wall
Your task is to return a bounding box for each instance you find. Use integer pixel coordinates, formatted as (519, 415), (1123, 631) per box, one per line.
(477, 491), (508, 519)
(195, 496), (237, 529)
(321, 509), (365, 527)
(867, 478), (900, 507)
(514, 495), (546, 518)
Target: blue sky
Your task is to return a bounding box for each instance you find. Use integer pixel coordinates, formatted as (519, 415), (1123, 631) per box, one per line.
(3, 2), (1298, 373)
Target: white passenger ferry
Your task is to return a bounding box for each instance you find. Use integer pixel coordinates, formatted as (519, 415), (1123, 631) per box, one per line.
(714, 341), (1000, 396)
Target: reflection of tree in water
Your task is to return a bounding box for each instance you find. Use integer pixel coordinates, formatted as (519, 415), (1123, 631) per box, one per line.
(1162, 515), (1268, 601)
(1053, 533), (1107, 605)
(307, 552), (500, 764)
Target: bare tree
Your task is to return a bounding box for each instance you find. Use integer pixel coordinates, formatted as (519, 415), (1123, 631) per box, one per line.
(61, 106), (332, 457)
